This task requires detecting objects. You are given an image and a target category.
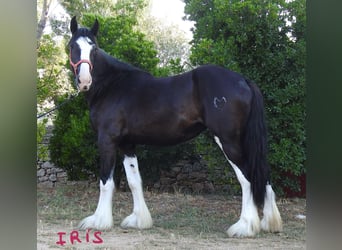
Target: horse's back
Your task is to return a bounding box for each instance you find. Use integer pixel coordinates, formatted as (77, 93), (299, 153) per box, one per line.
(193, 65), (251, 98)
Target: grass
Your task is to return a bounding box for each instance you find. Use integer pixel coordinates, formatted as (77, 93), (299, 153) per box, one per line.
(148, 193), (232, 237)
(37, 182), (306, 243)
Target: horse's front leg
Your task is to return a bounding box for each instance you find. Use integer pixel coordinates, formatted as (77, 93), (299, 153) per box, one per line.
(78, 135), (116, 230)
(120, 154), (153, 229)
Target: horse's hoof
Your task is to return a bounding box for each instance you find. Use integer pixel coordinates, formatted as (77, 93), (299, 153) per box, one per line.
(227, 218), (260, 237)
(120, 212), (153, 229)
(78, 214), (113, 230)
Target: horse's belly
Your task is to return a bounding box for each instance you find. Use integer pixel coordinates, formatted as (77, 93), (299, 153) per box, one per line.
(125, 122), (206, 146)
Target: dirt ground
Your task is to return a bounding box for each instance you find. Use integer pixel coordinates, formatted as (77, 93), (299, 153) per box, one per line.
(37, 182), (306, 249)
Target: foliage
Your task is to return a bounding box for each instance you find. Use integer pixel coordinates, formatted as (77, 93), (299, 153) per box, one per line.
(184, 0), (306, 196)
(137, 3), (191, 68)
(49, 95), (99, 180)
(154, 58), (187, 77)
(60, 0), (117, 19)
(37, 33), (72, 159)
(37, 34), (68, 106)
(37, 119), (49, 161)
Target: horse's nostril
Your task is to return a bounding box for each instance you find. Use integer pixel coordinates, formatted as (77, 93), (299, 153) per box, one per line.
(83, 86), (89, 91)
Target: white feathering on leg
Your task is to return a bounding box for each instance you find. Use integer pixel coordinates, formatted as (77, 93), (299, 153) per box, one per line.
(261, 184), (283, 232)
(121, 155), (153, 229)
(78, 178), (114, 230)
(227, 162), (261, 237)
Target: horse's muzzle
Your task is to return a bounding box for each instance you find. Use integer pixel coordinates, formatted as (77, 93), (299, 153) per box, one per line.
(78, 80), (92, 92)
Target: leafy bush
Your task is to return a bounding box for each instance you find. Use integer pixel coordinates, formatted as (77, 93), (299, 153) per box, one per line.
(37, 119), (49, 162)
(49, 95), (99, 180)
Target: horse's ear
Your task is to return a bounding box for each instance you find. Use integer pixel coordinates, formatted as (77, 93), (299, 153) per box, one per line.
(70, 16), (78, 34)
(91, 19), (99, 37)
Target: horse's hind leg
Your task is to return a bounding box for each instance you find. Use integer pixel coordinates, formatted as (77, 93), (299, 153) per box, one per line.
(214, 136), (260, 237)
(120, 154), (153, 229)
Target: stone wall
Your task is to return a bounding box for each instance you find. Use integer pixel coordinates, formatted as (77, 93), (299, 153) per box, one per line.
(37, 161), (68, 187)
(37, 125), (69, 187)
(152, 160), (216, 193)
(37, 158), (219, 193)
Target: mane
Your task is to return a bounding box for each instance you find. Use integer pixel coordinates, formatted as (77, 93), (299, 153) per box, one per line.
(100, 49), (147, 74)
(105, 49), (143, 71)
(85, 48), (152, 101)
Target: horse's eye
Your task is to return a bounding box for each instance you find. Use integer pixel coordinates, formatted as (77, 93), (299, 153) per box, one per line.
(86, 37), (94, 45)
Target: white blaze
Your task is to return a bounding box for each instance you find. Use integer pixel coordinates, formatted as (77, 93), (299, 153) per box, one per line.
(76, 37), (93, 89)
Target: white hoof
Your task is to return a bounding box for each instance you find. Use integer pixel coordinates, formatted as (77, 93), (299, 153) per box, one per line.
(227, 218), (260, 237)
(120, 212), (153, 229)
(78, 213), (113, 230)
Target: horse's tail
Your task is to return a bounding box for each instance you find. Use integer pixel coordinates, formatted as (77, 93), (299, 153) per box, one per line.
(243, 79), (270, 208)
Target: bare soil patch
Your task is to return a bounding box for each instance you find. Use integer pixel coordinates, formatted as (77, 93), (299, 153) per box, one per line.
(37, 182), (306, 249)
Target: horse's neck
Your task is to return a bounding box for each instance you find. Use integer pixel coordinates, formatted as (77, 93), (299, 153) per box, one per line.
(94, 50), (116, 74)
(87, 49), (154, 105)
(91, 51), (124, 82)
(85, 50), (134, 106)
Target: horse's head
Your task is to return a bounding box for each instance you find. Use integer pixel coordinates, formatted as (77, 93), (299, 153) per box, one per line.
(68, 16), (99, 92)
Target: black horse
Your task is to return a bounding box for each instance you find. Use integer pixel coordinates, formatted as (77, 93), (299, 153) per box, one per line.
(68, 17), (282, 237)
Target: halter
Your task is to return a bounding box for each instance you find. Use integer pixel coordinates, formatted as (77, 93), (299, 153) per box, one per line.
(69, 50), (93, 76)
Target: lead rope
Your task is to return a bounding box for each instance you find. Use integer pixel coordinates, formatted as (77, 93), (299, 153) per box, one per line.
(37, 90), (79, 119)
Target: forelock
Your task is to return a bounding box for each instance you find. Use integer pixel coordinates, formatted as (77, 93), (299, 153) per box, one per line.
(69, 28), (97, 46)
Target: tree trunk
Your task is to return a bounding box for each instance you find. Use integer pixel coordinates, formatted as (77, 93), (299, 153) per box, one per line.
(37, 0), (52, 42)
